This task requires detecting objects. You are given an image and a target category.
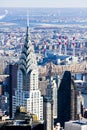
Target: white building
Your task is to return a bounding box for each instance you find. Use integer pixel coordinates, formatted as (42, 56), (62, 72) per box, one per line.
(65, 120), (87, 130)
(12, 25), (43, 120)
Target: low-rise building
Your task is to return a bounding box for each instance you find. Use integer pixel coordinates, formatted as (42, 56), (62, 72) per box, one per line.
(65, 120), (87, 130)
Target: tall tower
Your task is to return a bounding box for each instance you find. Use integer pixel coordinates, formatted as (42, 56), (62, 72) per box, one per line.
(57, 71), (77, 127)
(46, 63), (57, 119)
(12, 16), (43, 120)
(46, 77), (57, 119)
(43, 97), (53, 130)
(9, 64), (18, 118)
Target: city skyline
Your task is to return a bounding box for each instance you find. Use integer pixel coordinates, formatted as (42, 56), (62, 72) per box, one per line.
(0, 0), (87, 8)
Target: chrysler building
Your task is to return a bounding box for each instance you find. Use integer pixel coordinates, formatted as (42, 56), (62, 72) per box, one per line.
(12, 20), (43, 120)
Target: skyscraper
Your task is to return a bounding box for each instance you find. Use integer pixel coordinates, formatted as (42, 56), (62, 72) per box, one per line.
(46, 77), (57, 119)
(46, 63), (58, 119)
(9, 64), (18, 118)
(12, 22), (43, 120)
(43, 97), (53, 130)
(57, 71), (77, 127)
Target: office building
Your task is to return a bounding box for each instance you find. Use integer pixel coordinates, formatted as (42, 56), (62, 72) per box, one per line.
(12, 23), (43, 120)
(0, 107), (44, 130)
(43, 97), (53, 130)
(57, 71), (77, 127)
(9, 64), (18, 118)
(46, 77), (57, 119)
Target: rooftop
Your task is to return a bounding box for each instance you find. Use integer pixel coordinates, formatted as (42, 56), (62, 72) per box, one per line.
(73, 121), (87, 125)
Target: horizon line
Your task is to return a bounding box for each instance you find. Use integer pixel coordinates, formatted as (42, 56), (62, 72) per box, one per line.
(0, 6), (87, 8)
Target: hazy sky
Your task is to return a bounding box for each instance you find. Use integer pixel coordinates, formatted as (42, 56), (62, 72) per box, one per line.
(0, 0), (87, 8)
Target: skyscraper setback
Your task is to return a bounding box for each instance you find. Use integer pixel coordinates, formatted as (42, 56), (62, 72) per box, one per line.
(12, 23), (43, 120)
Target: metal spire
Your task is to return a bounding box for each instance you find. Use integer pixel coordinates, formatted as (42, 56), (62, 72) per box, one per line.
(27, 9), (29, 27)
(26, 9), (30, 43)
(19, 9), (37, 73)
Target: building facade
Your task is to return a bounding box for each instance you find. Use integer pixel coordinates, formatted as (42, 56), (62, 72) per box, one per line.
(46, 77), (57, 119)
(9, 64), (18, 118)
(43, 97), (53, 130)
(57, 71), (78, 127)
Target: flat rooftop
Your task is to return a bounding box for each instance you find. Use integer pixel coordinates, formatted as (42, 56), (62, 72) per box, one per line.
(73, 121), (87, 125)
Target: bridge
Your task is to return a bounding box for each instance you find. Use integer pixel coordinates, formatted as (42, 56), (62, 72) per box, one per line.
(0, 61), (86, 81)
(38, 61), (87, 77)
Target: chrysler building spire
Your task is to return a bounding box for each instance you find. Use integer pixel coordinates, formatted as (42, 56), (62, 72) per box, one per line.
(25, 9), (30, 45)
(19, 10), (37, 73)
(26, 9), (30, 43)
(27, 9), (29, 27)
